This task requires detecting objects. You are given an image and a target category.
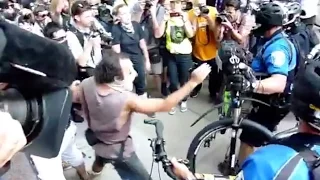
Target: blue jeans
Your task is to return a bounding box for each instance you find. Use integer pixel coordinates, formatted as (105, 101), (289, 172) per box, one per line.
(167, 53), (192, 102)
(95, 152), (150, 180)
(130, 54), (146, 96)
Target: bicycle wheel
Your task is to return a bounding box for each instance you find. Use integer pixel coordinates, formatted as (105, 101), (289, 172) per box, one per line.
(186, 118), (274, 174)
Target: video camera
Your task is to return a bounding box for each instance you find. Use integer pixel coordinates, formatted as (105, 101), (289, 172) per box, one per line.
(0, 19), (77, 174)
(216, 11), (232, 23)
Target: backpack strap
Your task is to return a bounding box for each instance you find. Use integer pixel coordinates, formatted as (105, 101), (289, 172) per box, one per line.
(274, 143), (320, 180)
(68, 25), (85, 47)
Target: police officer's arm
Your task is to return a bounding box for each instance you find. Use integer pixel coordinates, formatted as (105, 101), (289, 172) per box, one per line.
(254, 46), (289, 94)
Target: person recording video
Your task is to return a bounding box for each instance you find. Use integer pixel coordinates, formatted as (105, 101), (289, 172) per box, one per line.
(187, 0), (223, 102)
(216, 0), (254, 48)
(67, 0), (102, 80)
(154, 0), (194, 114)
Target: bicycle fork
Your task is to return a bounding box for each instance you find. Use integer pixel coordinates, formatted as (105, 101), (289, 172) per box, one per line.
(228, 107), (241, 172)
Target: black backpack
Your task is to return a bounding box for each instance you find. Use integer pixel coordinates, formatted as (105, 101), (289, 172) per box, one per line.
(272, 139), (320, 180)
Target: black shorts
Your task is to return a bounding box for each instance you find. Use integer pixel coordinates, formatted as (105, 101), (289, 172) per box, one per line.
(240, 105), (289, 147)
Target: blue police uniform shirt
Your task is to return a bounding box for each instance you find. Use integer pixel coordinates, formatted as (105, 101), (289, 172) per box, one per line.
(251, 30), (297, 77)
(236, 133), (320, 180)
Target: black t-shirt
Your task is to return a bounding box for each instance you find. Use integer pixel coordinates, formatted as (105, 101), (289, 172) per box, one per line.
(111, 21), (144, 56)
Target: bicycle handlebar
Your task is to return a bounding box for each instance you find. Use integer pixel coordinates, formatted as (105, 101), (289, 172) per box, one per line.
(144, 119), (180, 179)
(144, 119), (164, 139)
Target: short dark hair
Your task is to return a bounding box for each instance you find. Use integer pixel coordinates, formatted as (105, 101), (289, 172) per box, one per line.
(71, 0), (91, 17)
(94, 51), (127, 84)
(112, 4), (127, 16)
(33, 4), (47, 16)
(43, 21), (63, 39)
(224, 0), (240, 10)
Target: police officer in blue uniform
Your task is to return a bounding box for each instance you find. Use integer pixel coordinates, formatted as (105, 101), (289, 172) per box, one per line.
(170, 59), (320, 180)
(236, 2), (298, 165)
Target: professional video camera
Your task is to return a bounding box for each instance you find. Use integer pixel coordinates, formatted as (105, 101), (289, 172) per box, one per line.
(0, 19), (77, 173)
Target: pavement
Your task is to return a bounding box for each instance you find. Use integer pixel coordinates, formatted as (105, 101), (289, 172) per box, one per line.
(2, 80), (296, 180)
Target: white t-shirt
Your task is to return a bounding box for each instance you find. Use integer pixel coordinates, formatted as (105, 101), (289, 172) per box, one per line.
(66, 22), (102, 68)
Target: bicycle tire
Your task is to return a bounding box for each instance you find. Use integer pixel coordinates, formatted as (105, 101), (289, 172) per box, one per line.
(186, 118), (274, 173)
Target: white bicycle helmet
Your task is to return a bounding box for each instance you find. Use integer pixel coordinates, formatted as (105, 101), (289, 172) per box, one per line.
(283, 2), (301, 26)
(300, 0), (318, 19)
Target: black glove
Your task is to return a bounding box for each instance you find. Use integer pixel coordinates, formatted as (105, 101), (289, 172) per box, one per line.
(228, 73), (256, 92)
(228, 68), (257, 92)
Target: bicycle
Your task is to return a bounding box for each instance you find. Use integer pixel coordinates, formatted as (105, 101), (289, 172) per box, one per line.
(185, 53), (296, 176)
(144, 119), (278, 180)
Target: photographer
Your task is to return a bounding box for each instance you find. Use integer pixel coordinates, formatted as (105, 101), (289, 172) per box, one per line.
(187, 0), (222, 102)
(216, 0), (254, 48)
(67, 0), (102, 80)
(154, 0), (194, 114)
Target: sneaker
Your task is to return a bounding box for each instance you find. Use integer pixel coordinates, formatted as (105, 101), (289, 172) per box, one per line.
(180, 101), (188, 112)
(161, 83), (169, 96)
(169, 107), (176, 115)
(190, 83), (202, 98)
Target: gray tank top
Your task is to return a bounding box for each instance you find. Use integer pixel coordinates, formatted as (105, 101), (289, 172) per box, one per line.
(81, 77), (134, 159)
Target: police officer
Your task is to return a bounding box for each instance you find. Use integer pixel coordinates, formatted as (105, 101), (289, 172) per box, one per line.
(235, 2), (298, 165)
(170, 59), (320, 180)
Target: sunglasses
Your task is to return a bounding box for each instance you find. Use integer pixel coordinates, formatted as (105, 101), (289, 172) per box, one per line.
(53, 35), (66, 42)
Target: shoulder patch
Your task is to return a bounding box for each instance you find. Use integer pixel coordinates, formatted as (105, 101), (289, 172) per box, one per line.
(270, 51), (286, 67)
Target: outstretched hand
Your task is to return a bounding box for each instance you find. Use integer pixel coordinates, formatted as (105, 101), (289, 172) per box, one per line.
(190, 63), (212, 85)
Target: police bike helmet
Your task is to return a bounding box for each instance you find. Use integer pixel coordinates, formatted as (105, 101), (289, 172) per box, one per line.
(291, 60), (320, 131)
(283, 2), (301, 26)
(252, 2), (285, 36)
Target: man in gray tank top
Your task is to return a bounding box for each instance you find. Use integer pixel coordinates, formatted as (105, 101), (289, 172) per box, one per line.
(77, 52), (211, 179)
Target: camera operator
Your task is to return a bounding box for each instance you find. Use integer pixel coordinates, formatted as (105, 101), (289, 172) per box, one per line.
(77, 51), (210, 179)
(216, 0), (254, 48)
(67, 0), (102, 80)
(187, 0), (222, 102)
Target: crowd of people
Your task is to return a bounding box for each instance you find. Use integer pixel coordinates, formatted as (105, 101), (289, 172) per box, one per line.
(0, 0), (320, 180)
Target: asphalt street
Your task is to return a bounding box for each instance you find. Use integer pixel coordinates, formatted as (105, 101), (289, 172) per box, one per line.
(2, 80), (296, 180)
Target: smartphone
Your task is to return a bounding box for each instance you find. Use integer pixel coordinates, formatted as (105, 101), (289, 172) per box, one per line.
(170, 12), (180, 17)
